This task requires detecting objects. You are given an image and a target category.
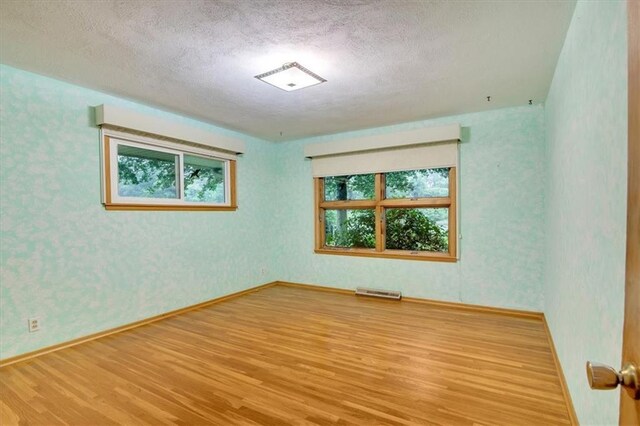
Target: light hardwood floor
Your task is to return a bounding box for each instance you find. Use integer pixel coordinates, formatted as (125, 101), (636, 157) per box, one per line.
(1, 285), (572, 425)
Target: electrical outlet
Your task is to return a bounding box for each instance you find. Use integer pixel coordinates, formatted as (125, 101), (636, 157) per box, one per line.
(28, 317), (40, 333)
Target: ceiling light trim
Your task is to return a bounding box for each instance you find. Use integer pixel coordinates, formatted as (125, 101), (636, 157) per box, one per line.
(255, 62), (327, 92)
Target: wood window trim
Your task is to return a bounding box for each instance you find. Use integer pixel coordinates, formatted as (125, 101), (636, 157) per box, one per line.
(314, 168), (457, 262)
(102, 135), (237, 211)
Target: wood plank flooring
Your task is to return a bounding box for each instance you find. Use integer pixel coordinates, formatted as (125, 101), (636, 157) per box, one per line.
(0, 284), (572, 425)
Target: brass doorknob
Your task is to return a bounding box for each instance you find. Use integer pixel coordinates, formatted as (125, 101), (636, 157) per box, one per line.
(586, 361), (640, 399)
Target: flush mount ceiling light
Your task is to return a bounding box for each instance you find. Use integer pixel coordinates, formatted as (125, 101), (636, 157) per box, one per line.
(254, 62), (327, 92)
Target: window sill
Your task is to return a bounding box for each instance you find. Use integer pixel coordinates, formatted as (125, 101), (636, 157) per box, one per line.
(104, 203), (237, 211)
(314, 248), (457, 262)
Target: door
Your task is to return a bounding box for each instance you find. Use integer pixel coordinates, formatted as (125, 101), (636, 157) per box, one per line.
(620, 1), (639, 424)
(586, 2), (640, 424)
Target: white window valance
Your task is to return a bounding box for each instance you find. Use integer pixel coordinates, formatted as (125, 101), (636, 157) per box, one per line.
(95, 104), (245, 158)
(304, 123), (460, 177)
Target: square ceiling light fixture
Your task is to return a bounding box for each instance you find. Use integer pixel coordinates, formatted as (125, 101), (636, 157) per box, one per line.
(255, 62), (327, 92)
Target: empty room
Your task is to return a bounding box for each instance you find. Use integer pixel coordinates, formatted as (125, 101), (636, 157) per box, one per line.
(0, 0), (637, 425)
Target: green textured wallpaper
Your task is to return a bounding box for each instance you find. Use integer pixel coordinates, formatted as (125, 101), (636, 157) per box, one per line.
(271, 105), (547, 311)
(0, 65), (278, 359)
(544, 1), (627, 424)
(0, 4), (629, 423)
(0, 64), (549, 362)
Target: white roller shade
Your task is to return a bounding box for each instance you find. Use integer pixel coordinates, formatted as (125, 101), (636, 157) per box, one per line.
(305, 124), (460, 177)
(95, 104), (245, 157)
(311, 141), (457, 176)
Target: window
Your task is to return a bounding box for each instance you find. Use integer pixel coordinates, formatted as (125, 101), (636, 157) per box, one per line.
(305, 123), (460, 261)
(101, 132), (236, 210)
(315, 167), (457, 261)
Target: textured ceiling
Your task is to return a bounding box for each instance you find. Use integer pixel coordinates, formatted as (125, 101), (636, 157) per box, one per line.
(0, 0), (576, 141)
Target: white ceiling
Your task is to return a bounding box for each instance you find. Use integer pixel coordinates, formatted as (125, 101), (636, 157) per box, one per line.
(0, 0), (576, 141)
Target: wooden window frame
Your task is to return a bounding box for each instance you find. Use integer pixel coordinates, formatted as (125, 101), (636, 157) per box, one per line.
(314, 168), (457, 262)
(102, 134), (237, 211)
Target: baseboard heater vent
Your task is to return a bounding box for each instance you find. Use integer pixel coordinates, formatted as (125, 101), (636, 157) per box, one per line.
(355, 287), (402, 300)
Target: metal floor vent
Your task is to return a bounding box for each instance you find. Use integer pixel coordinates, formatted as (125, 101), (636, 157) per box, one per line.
(355, 287), (402, 300)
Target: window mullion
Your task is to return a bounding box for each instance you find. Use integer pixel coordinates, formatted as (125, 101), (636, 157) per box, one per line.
(375, 173), (385, 252)
(319, 200), (377, 209)
(379, 197), (451, 208)
(178, 153), (185, 202)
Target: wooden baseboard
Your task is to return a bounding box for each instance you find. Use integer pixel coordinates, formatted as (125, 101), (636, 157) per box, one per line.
(0, 281), (278, 368)
(275, 280), (544, 319)
(402, 295), (544, 319)
(275, 281), (354, 295)
(541, 315), (579, 425)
